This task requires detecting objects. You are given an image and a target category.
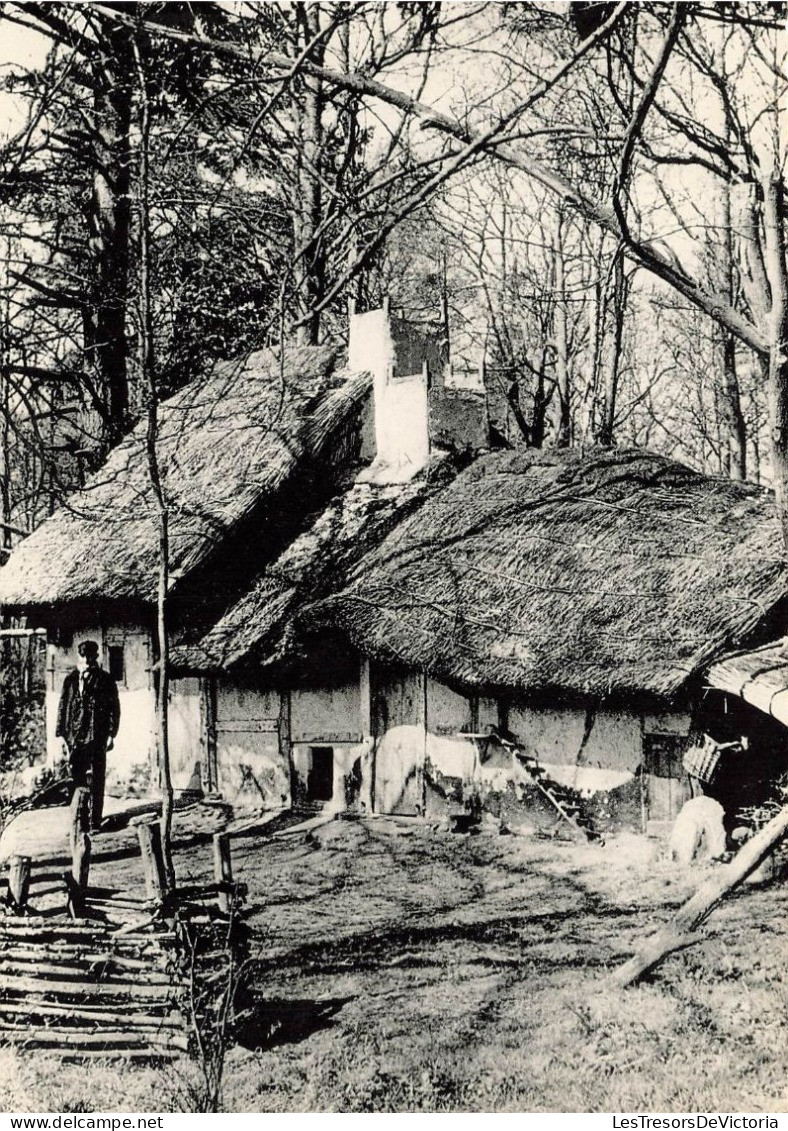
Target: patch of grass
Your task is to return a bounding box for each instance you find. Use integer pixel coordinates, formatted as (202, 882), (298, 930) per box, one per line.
(5, 824), (787, 1112)
(0, 1050), (207, 1113)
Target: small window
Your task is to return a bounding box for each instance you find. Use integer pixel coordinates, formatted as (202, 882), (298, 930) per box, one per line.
(108, 644), (125, 683)
(307, 747), (334, 803)
(50, 626), (73, 649)
(643, 734), (686, 779)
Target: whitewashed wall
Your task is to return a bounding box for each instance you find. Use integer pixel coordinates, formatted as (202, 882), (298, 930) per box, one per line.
(168, 676), (204, 793)
(349, 308), (430, 482)
(46, 623), (155, 789)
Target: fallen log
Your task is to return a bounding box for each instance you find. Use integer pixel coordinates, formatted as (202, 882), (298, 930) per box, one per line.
(611, 803), (788, 988)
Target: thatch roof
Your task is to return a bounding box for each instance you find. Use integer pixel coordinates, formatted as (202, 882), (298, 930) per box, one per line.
(170, 455), (458, 672)
(705, 641), (788, 726)
(0, 345), (370, 607)
(304, 448), (788, 699)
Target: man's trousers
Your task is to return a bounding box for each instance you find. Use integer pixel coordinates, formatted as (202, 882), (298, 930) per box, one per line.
(69, 741), (107, 831)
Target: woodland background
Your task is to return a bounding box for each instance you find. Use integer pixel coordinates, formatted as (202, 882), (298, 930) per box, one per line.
(0, 0), (785, 773)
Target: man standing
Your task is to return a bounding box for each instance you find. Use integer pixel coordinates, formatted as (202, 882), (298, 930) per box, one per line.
(56, 640), (121, 831)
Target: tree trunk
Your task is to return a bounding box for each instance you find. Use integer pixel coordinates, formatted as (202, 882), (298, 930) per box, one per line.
(85, 28), (134, 451)
(583, 231), (604, 441)
(294, 3), (325, 346)
(763, 173), (788, 551)
(553, 220), (571, 448)
(722, 334), (747, 479)
(596, 250), (625, 447)
(612, 802), (788, 988)
(134, 39), (175, 894)
(719, 173), (747, 479)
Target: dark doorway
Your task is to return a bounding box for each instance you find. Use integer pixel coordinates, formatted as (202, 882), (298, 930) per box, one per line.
(107, 644), (125, 683)
(307, 747), (334, 803)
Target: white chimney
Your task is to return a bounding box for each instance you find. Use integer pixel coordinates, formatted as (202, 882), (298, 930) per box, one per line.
(350, 302), (431, 484)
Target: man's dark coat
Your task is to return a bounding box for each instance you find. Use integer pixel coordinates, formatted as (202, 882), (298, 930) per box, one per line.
(56, 667), (121, 749)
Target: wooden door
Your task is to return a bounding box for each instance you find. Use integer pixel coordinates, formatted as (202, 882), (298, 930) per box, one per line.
(214, 681), (288, 807)
(644, 734), (688, 827)
(168, 677), (204, 793)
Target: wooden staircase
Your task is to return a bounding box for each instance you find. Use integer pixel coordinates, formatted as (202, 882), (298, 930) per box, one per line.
(0, 914), (189, 1060)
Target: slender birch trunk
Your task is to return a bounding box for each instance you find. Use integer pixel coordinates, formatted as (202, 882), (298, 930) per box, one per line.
(133, 37), (175, 893)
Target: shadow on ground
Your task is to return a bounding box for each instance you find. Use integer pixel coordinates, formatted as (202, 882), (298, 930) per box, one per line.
(234, 995), (351, 1051)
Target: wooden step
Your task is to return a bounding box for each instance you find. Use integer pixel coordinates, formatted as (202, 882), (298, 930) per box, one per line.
(0, 1027), (189, 1053)
(0, 975), (179, 1003)
(0, 947), (170, 974)
(0, 961), (174, 986)
(0, 999), (183, 1029)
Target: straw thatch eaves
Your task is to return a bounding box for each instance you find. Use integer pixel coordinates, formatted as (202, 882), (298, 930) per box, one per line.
(170, 454), (459, 673)
(0, 346), (370, 608)
(304, 448), (788, 699)
(705, 640), (788, 727)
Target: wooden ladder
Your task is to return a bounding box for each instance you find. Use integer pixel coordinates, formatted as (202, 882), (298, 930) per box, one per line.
(488, 728), (599, 842)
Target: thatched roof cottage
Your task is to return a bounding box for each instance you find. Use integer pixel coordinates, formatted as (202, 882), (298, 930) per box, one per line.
(0, 339), (374, 790)
(2, 305), (788, 833)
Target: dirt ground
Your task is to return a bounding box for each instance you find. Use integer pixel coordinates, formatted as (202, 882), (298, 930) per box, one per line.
(1, 807), (787, 1112)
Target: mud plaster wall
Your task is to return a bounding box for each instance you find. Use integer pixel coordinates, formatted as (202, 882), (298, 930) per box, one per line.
(373, 677), (514, 816)
(372, 667), (425, 732)
(290, 680), (364, 744)
(418, 686), (648, 830)
(372, 667), (426, 812)
(509, 703), (647, 831)
(425, 677), (473, 735)
(215, 680), (288, 810)
(422, 679), (477, 814)
(509, 704), (642, 782)
(46, 623), (155, 788)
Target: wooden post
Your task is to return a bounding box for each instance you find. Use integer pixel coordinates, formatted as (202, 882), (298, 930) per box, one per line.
(7, 855), (31, 914)
(66, 787), (91, 917)
(69, 787), (90, 856)
(137, 820), (167, 905)
(213, 832), (233, 913)
(200, 676), (218, 795)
